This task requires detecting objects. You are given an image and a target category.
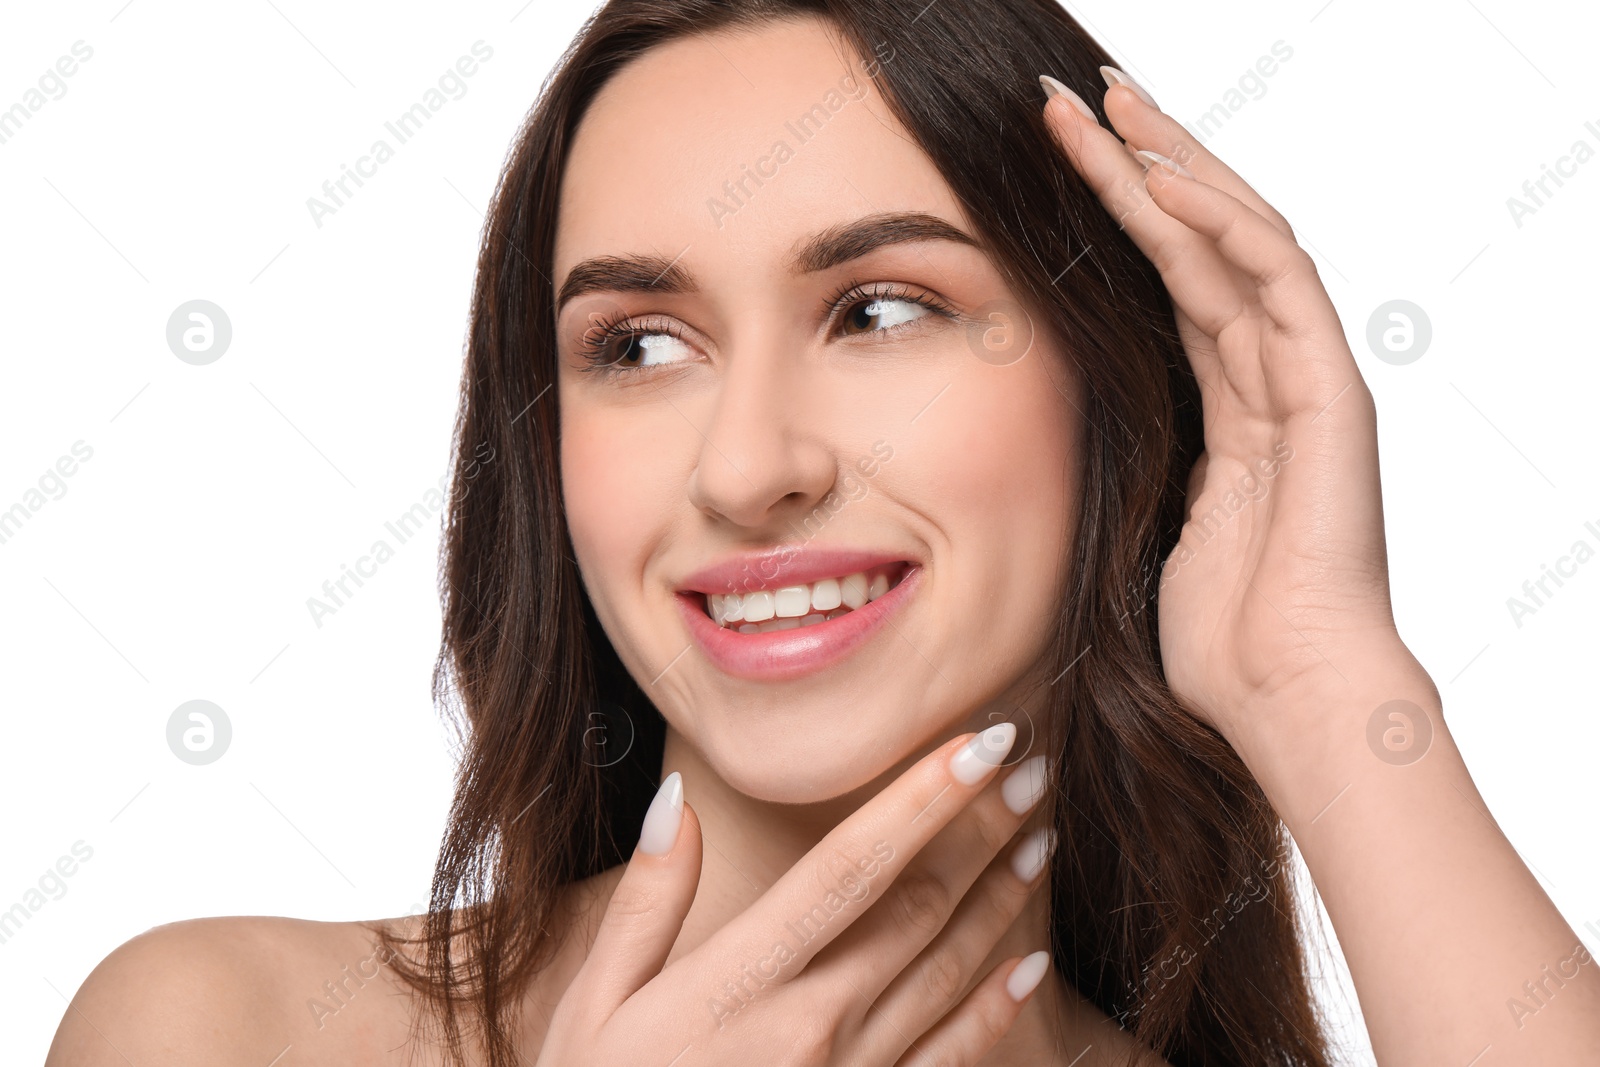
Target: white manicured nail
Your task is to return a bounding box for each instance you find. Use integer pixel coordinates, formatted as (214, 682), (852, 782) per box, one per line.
(1099, 65), (1158, 109)
(1006, 950), (1051, 1001)
(1001, 755), (1048, 815)
(1038, 74), (1097, 123)
(1010, 827), (1057, 883)
(1133, 149), (1194, 180)
(949, 724), (1017, 786)
(638, 771), (683, 856)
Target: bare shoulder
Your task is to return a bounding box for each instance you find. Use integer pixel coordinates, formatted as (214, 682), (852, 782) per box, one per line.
(44, 868), (632, 1067)
(45, 912), (434, 1067)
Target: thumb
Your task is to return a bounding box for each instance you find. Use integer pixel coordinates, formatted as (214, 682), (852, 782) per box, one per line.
(574, 771), (703, 1020)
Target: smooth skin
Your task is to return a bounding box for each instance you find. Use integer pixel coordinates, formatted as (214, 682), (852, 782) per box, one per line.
(47, 18), (1600, 1067)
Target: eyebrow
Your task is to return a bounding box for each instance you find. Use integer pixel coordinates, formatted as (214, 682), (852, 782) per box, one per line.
(554, 211), (980, 313)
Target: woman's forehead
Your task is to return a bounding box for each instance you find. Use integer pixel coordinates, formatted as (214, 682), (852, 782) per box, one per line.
(553, 18), (963, 284)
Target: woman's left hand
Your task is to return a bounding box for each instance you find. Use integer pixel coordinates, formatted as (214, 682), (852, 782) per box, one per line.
(1040, 70), (1431, 752)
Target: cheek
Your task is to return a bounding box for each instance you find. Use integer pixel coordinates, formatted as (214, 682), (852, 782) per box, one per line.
(559, 404), (672, 596)
(903, 353), (1077, 670)
(916, 357), (1076, 542)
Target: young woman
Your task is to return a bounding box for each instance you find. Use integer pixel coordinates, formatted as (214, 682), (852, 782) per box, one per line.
(49, 1), (1600, 1065)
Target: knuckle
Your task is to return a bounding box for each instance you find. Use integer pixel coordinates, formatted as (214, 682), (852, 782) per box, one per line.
(602, 879), (657, 924)
(1259, 249), (1309, 291)
(975, 867), (1029, 927)
(969, 810), (1016, 858)
(918, 942), (968, 1005)
(888, 869), (951, 938)
(967, 992), (1013, 1052)
(1284, 244), (1318, 279)
(785, 1007), (836, 1064)
(812, 840), (876, 901)
(1296, 247), (1321, 280)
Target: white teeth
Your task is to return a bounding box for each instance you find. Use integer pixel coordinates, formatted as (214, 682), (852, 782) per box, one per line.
(742, 590), (775, 623)
(705, 567), (903, 629)
(774, 585), (811, 618)
(810, 577), (842, 611)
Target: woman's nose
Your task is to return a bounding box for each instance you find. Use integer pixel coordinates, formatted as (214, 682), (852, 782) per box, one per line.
(684, 341), (839, 532)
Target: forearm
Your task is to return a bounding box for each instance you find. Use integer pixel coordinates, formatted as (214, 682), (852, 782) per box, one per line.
(1231, 646), (1600, 1065)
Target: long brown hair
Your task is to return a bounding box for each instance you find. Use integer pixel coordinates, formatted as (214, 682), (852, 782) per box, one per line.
(371, 2), (1333, 1064)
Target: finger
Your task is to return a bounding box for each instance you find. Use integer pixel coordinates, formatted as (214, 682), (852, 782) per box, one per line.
(803, 754), (1049, 1011)
(714, 725), (1018, 985)
(1097, 70), (1296, 241)
(1039, 78), (1238, 383)
(1142, 167), (1347, 348)
(570, 772), (704, 1021)
(889, 952), (1051, 1067)
(861, 824), (1057, 1061)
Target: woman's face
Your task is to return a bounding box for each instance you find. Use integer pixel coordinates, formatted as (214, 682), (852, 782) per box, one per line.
(554, 16), (1080, 803)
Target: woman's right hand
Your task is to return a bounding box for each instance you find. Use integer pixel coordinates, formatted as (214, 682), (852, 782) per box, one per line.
(534, 723), (1057, 1066)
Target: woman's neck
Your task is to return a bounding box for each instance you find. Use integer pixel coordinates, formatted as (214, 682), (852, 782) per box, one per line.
(647, 708), (1087, 1063)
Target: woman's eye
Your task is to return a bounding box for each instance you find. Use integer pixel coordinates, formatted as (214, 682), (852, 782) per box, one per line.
(578, 322), (694, 374)
(609, 332), (692, 369)
(839, 296), (934, 337)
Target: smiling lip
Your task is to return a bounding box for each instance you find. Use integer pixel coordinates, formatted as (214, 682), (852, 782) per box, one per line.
(675, 562), (921, 682)
(676, 547), (915, 595)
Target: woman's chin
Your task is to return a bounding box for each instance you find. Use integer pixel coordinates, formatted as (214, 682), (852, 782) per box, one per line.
(696, 716), (929, 807)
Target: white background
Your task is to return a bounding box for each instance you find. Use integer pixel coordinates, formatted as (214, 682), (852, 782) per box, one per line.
(2, 1), (1596, 1063)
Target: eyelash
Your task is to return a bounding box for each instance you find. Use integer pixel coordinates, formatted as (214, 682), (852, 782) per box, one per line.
(574, 281), (958, 376)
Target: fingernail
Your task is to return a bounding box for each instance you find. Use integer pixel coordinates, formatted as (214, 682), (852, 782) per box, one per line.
(1001, 755), (1048, 815)
(1133, 149), (1194, 180)
(638, 771), (683, 856)
(1009, 826), (1057, 883)
(1006, 950), (1051, 1001)
(1099, 65), (1158, 109)
(1038, 74), (1097, 123)
(949, 723), (1017, 786)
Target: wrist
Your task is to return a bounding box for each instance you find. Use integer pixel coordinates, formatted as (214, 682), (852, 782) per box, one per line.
(1221, 638), (1448, 821)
